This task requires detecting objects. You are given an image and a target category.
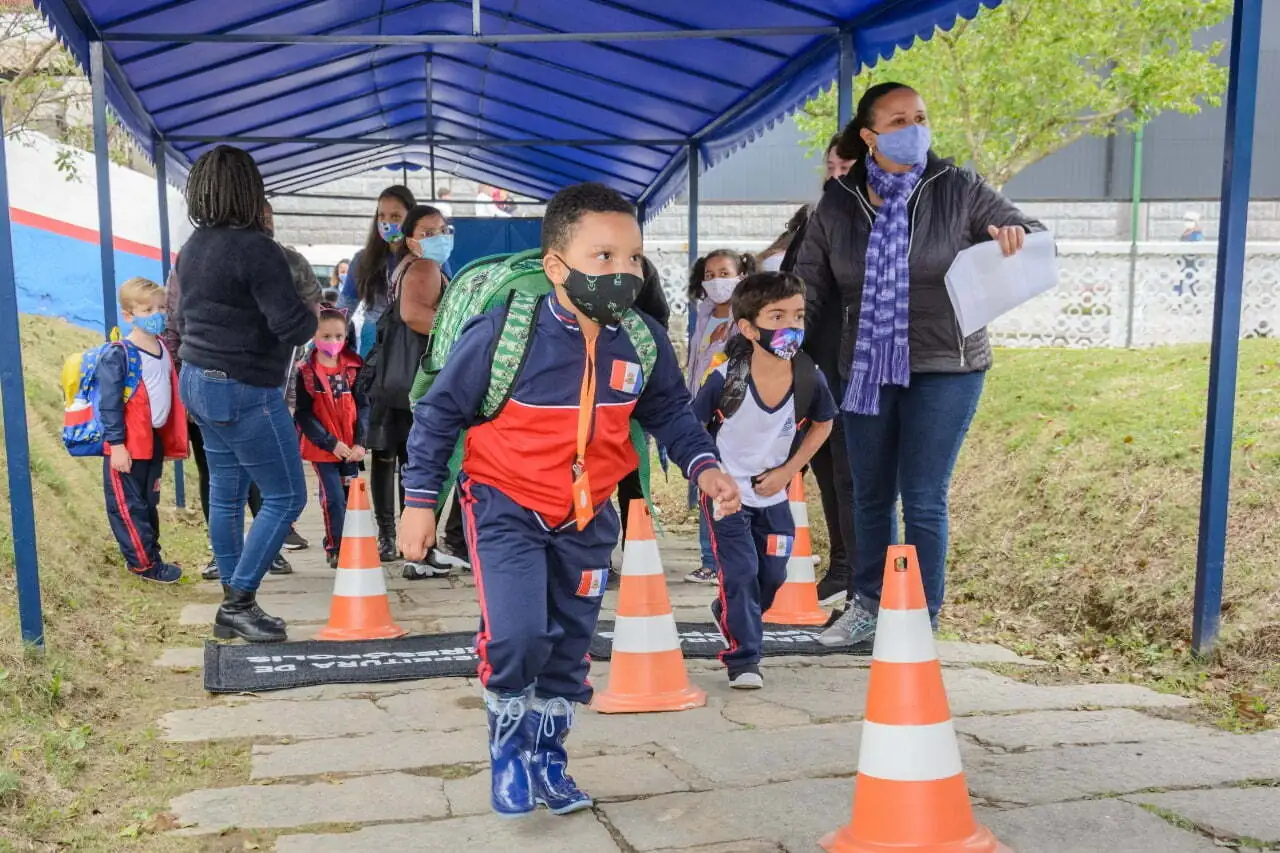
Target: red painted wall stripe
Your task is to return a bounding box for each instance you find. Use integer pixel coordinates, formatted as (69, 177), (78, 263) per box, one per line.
(9, 207), (175, 263)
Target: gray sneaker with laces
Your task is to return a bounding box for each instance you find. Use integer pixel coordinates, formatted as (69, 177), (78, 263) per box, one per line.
(817, 600), (877, 647)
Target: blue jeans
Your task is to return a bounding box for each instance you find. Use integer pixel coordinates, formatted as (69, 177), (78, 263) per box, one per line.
(842, 372), (985, 618)
(313, 461), (358, 557)
(180, 365), (308, 592)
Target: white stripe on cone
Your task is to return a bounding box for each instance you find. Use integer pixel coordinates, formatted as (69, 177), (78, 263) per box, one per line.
(871, 609), (938, 664)
(620, 538), (663, 577)
(784, 554), (816, 584)
(333, 567), (390, 598)
(612, 613), (681, 653)
(790, 499), (809, 528)
(343, 508), (376, 539)
(857, 720), (965, 782)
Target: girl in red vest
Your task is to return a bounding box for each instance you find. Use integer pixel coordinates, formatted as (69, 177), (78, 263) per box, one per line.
(294, 306), (370, 568)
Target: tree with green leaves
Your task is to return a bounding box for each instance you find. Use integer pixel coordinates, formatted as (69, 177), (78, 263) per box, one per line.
(796, 0), (1232, 187)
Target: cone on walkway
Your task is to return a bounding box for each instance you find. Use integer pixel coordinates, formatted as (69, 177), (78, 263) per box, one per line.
(592, 500), (706, 714)
(762, 474), (828, 626)
(315, 477), (407, 642)
(820, 545), (1011, 853)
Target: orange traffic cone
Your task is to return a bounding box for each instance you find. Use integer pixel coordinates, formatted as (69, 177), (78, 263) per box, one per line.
(820, 545), (1010, 853)
(314, 477), (407, 642)
(592, 500), (706, 714)
(763, 474), (827, 626)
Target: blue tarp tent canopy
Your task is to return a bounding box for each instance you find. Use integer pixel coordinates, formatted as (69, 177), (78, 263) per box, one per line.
(31, 0), (1001, 211)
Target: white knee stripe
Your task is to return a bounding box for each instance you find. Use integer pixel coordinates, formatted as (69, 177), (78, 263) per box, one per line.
(621, 538), (663, 576)
(342, 508), (376, 539)
(857, 720), (964, 782)
(333, 567), (388, 598)
(871, 609), (937, 663)
(611, 613), (681, 653)
(785, 554), (816, 583)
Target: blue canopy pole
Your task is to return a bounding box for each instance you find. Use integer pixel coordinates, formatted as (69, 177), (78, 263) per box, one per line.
(686, 143), (699, 343)
(837, 30), (855, 130)
(1192, 0), (1262, 657)
(154, 136), (184, 509)
(0, 111), (45, 647)
(90, 41), (117, 337)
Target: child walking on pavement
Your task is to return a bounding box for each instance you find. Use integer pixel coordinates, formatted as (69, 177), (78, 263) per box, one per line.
(693, 272), (837, 689)
(398, 182), (741, 819)
(294, 306), (370, 568)
(99, 277), (188, 582)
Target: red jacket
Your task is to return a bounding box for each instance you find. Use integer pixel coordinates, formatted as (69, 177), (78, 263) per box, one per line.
(293, 348), (368, 463)
(98, 340), (188, 461)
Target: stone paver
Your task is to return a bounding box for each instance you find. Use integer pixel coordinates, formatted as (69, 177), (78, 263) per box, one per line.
(663, 722), (860, 785)
(152, 647), (203, 670)
(1129, 788), (1280, 844)
(444, 752), (690, 815)
(718, 695), (814, 728)
(251, 730), (487, 780)
(935, 639), (1045, 666)
(375, 684), (489, 731)
(574, 702), (744, 752)
(651, 844), (783, 853)
(955, 708), (1208, 750)
(170, 772), (447, 833)
(979, 800), (1221, 852)
(946, 667), (1194, 716)
(161, 698), (409, 742)
(274, 813), (623, 852)
(966, 732), (1280, 804)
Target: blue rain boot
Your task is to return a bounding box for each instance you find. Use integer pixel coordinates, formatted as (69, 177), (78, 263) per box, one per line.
(523, 697), (593, 815)
(485, 689), (535, 818)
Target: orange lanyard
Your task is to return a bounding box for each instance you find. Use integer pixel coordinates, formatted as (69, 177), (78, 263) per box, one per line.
(571, 329), (598, 530)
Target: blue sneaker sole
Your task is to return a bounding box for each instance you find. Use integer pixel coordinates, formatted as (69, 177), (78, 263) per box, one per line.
(493, 807), (536, 820)
(538, 797), (594, 815)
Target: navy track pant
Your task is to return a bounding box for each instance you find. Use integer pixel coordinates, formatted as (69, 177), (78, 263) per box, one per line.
(103, 430), (165, 572)
(460, 477), (619, 704)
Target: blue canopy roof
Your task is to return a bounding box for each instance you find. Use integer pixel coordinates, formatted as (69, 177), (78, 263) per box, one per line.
(34, 0), (998, 213)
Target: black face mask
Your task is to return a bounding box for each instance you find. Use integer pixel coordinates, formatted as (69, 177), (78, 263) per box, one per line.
(559, 262), (644, 327)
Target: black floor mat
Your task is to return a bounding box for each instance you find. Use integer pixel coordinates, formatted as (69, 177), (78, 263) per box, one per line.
(203, 622), (871, 693)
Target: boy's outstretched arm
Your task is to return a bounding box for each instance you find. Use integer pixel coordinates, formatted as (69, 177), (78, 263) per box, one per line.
(399, 314), (500, 559)
(632, 319), (741, 515)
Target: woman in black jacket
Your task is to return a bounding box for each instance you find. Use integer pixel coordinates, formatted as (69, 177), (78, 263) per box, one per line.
(794, 83), (1044, 646)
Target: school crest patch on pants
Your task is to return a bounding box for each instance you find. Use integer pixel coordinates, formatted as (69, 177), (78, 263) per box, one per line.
(766, 535), (793, 557)
(576, 568), (609, 598)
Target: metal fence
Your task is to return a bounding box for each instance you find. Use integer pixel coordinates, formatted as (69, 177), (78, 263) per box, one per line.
(646, 241), (1279, 347)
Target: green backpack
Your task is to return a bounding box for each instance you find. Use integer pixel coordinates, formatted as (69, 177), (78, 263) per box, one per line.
(410, 249), (660, 515)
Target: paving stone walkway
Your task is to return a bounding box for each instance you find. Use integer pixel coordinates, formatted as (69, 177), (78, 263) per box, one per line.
(154, 506), (1280, 852)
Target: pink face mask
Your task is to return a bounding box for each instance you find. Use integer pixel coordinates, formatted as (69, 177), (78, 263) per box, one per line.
(315, 340), (345, 357)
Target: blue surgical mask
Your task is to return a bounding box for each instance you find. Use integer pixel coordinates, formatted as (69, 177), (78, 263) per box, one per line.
(754, 325), (804, 360)
(874, 123), (932, 167)
(133, 312), (167, 336)
(419, 234), (454, 265)
(378, 220), (403, 243)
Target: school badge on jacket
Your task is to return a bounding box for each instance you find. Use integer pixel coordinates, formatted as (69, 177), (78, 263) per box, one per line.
(609, 360), (643, 395)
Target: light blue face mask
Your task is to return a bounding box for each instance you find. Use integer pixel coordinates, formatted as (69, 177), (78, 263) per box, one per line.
(419, 233), (454, 265)
(133, 312), (167, 336)
(874, 123), (932, 167)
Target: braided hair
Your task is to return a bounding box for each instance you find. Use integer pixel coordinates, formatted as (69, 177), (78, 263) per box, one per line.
(185, 145), (269, 231)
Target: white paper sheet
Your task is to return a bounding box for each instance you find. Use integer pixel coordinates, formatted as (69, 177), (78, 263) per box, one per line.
(945, 230), (1059, 337)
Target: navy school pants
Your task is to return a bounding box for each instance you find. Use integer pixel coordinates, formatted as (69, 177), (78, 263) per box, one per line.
(705, 495), (794, 674)
(103, 429), (165, 572)
(460, 477), (619, 704)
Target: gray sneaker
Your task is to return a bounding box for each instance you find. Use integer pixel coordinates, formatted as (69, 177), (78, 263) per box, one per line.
(817, 600), (877, 647)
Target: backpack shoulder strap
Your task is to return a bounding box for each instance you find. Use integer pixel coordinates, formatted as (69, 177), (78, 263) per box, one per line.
(791, 350), (817, 429)
(708, 354), (750, 440)
(480, 290), (541, 420)
(618, 309), (657, 389)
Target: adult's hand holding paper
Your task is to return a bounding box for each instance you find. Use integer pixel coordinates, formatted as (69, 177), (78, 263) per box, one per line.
(945, 230), (1058, 337)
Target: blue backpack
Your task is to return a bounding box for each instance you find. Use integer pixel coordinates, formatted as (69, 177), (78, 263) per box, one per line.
(61, 340), (142, 457)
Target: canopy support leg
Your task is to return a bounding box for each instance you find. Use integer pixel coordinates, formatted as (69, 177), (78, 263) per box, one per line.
(686, 143), (700, 343)
(837, 30), (855, 130)
(91, 40), (117, 337)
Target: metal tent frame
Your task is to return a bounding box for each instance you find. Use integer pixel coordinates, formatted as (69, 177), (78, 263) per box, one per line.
(0, 0), (1263, 656)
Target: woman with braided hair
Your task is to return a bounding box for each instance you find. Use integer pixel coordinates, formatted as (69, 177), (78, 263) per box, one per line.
(176, 145), (318, 643)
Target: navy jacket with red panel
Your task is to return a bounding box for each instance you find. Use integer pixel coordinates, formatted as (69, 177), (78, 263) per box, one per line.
(403, 294), (720, 523)
(293, 348), (370, 464)
(97, 339), (188, 460)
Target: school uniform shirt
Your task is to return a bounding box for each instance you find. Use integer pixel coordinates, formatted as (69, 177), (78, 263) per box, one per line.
(138, 343), (173, 428)
(692, 362), (838, 509)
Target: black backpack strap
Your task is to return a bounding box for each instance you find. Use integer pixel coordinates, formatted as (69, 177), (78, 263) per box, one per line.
(788, 350), (819, 461)
(708, 336), (753, 440)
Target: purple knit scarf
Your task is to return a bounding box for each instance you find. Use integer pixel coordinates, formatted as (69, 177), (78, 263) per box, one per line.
(842, 156), (924, 415)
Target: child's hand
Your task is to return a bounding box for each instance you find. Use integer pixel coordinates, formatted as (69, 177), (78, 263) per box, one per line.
(109, 445), (132, 473)
(332, 441), (352, 460)
(398, 507), (437, 561)
(697, 468), (741, 516)
(752, 466), (793, 499)
(348, 445), (366, 462)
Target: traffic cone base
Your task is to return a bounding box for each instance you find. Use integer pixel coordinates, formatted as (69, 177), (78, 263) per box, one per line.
(763, 475), (827, 625)
(315, 478), (406, 641)
(593, 501), (706, 714)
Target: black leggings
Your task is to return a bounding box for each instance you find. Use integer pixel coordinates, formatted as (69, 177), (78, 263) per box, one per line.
(189, 419), (262, 525)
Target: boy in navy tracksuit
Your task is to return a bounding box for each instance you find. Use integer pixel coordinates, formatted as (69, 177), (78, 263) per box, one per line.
(692, 272), (836, 689)
(294, 306), (370, 568)
(99, 277), (189, 583)
(399, 183), (742, 819)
